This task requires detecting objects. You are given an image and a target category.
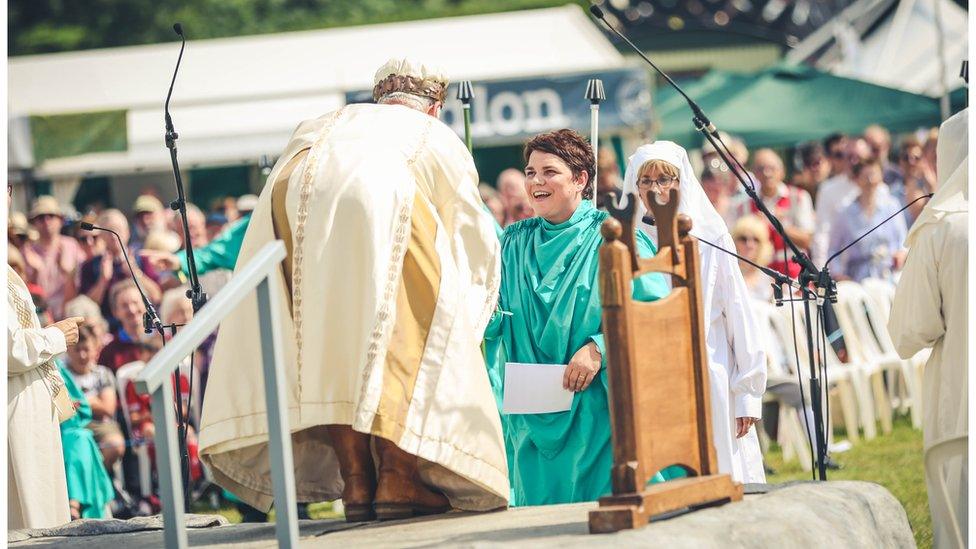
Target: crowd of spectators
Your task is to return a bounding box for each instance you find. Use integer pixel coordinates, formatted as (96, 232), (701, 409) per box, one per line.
(8, 191), (256, 517)
(8, 122), (938, 518)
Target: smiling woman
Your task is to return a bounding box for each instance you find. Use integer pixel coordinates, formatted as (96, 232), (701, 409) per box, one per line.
(483, 129), (676, 506)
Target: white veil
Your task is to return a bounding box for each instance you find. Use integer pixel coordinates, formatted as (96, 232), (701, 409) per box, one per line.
(621, 141), (730, 244)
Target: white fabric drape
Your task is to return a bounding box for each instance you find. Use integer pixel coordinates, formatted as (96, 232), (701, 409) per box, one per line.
(623, 141), (767, 483)
(198, 103), (507, 512)
(7, 265), (71, 530)
(888, 108), (968, 549)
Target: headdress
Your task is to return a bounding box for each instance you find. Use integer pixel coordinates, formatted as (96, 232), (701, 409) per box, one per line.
(372, 58), (449, 103)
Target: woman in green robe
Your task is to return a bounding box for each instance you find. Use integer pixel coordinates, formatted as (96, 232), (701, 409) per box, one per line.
(57, 361), (115, 519)
(485, 129), (672, 506)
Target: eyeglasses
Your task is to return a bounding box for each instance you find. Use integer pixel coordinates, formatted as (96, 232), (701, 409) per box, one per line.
(637, 176), (677, 189)
(829, 150), (846, 159)
(735, 235), (760, 244)
(901, 153), (922, 163)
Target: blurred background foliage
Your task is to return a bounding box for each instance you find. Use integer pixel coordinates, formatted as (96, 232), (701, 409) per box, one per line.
(8, 0), (577, 55)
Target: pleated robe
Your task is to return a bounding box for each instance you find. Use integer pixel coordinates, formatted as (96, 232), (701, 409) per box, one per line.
(199, 103), (508, 512)
(888, 108), (968, 548)
(7, 266), (71, 529)
(485, 202), (672, 506)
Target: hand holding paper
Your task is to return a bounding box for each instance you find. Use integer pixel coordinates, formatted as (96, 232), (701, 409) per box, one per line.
(502, 363), (574, 414)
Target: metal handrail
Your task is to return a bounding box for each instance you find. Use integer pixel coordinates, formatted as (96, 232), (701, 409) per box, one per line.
(134, 240), (298, 549)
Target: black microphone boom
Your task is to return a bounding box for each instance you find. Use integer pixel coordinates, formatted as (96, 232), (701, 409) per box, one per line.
(81, 223), (163, 334)
(163, 22), (208, 314)
(591, 7), (831, 480)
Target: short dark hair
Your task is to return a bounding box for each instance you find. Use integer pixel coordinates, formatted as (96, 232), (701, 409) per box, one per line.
(823, 133), (846, 152)
(523, 129), (596, 200)
(799, 142), (825, 168)
(852, 157), (882, 177)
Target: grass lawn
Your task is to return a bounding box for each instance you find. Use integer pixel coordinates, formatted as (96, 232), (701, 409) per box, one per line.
(765, 414), (931, 548)
(194, 415), (931, 546)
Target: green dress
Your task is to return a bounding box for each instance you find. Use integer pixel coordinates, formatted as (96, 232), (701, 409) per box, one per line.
(58, 363), (115, 519)
(485, 201), (672, 506)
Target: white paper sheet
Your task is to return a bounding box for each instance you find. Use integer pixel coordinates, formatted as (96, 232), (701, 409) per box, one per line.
(502, 362), (573, 414)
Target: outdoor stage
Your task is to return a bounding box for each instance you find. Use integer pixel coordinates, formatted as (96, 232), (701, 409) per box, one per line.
(9, 481), (914, 548)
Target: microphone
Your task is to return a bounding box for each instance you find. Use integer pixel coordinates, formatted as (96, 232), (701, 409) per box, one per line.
(165, 23), (186, 134)
(640, 215), (805, 296)
(819, 192), (934, 302)
(81, 223), (164, 333)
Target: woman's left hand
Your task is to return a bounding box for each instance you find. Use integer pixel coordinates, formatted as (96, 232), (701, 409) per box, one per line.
(564, 342), (602, 392)
(735, 417), (758, 438)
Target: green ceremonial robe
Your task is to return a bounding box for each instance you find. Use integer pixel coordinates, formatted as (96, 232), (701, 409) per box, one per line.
(485, 201), (672, 506)
(175, 215), (250, 277)
(58, 363), (115, 519)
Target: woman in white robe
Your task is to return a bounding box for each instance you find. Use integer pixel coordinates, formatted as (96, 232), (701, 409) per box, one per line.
(888, 108), (968, 548)
(623, 141), (767, 483)
(7, 264), (82, 529)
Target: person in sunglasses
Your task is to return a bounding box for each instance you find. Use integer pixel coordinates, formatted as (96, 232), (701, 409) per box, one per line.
(896, 136), (938, 225)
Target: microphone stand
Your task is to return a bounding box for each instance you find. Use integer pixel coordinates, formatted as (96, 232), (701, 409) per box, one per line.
(585, 79), (606, 205)
(162, 22), (201, 511)
(82, 223), (192, 509)
(591, 5), (831, 479)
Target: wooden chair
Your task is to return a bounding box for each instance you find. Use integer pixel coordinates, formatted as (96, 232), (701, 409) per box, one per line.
(588, 190), (742, 535)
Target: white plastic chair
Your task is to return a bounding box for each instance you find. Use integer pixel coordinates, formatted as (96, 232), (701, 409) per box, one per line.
(836, 281), (922, 430)
(832, 282), (904, 436)
(924, 434), (968, 549)
(116, 361), (153, 498)
(862, 277), (928, 421)
(771, 300), (863, 444)
(752, 299), (814, 469)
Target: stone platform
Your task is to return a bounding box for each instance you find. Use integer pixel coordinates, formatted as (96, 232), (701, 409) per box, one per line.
(9, 481), (915, 548)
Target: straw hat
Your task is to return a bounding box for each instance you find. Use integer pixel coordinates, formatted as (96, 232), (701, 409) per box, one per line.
(134, 194), (165, 214)
(8, 211), (38, 241)
(28, 195), (62, 219)
(236, 194), (258, 214)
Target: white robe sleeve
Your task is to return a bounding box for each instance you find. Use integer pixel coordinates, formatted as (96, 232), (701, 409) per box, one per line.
(888, 231), (944, 358)
(716, 237), (767, 418)
(7, 320), (66, 376)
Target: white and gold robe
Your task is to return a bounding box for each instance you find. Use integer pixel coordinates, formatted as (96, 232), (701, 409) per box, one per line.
(7, 266), (71, 529)
(888, 108), (968, 548)
(198, 103), (508, 512)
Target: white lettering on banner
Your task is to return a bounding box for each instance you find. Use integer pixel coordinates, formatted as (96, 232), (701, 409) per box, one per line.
(445, 85), (572, 140)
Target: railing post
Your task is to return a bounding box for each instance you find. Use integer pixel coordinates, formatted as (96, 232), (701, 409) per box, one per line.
(257, 276), (299, 548)
(152, 373), (188, 549)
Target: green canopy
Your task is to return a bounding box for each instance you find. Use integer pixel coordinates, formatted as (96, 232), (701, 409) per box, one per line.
(654, 64), (945, 149)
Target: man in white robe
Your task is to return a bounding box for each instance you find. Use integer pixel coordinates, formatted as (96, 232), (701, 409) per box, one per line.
(198, 59), (507, 522)
(888, 108), (968, 549)
(622, 142), (767, 484)
(7, 185), (85, 529)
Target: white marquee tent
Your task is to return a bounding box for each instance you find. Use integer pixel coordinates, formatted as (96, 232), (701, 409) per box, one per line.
(8, 5), (624, 180)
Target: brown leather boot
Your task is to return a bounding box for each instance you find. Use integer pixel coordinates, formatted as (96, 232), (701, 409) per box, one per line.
(326, 425), (376, 522)
(373, 436), (451, 520)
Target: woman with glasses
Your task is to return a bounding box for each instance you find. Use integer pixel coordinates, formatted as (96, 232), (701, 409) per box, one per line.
(623, 141), (767, 484)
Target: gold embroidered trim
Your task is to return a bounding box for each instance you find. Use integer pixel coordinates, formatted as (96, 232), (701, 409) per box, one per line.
(291, 108), (346, 407)
(357, 118), (434, 414)
(7, 270), (64, 398)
